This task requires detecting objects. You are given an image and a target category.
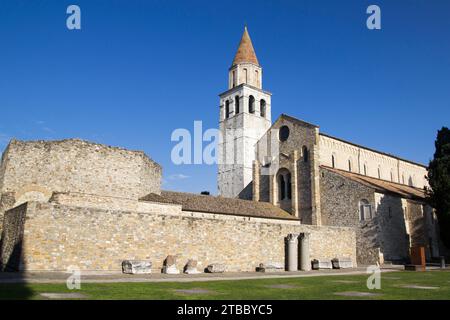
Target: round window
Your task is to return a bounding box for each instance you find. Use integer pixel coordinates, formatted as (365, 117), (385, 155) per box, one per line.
(279, 126), (290, 142)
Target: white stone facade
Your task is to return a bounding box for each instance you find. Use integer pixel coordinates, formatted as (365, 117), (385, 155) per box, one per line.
(218, 53), (271, 198)
(319, 134), (428, 188)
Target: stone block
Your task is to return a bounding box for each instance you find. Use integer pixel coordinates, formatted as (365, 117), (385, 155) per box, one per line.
(256, 262), (284, 272)
(184, 259), (201, 274)
(163, 255), (180, 274)
(311, 259), (332, 270)
(206, 263), (225, 273)
(331, 257), (353, 269)
(122, 260), (152, 274)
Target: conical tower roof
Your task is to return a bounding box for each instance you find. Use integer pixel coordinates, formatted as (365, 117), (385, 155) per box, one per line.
(231, 26), (260, 67)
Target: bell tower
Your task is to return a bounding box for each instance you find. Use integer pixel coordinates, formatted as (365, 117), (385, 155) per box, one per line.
(218, 26), (272, 199)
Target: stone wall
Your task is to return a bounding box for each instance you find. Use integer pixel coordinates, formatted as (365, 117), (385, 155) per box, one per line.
(320, 167), (438, 264)
(0, 203), (28, 271)
(374, 193), (410, 262)
(255, 115), (319, 223)
(320, 168), (381, 265)
(1, 197), (356, 272)
(0, 192), (15, 239)
(374, 194), (442, 261)
(319, 134), (428, 189)
(0, 139), (162, 201)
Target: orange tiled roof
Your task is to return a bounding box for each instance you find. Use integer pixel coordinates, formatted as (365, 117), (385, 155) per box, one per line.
(231, 26), (259, 67)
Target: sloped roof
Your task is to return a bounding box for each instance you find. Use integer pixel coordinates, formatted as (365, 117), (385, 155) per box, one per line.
(231, 26), (260, 67)
(140, 191), (296, 220)
(322, 166), (426, 200)
(279, 114), (319, 129)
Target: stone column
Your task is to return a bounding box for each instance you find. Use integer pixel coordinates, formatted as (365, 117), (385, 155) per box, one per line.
(299, 233), (311, 271)
(252, 160), (260, 202)
(286, 234), (298, 271)
(270, 174), (277, 205)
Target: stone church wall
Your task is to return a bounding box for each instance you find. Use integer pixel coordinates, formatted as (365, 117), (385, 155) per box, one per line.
(320, 168), (381, 265)
(319, 134), (428, 189)
(374, 193), (410, 262)
(255, 116), (319, 223)
(375, 195), (439, 262)
(0, 139), (162, 201)
(320, 167), (436, 264)
(0, 198), (356, 272)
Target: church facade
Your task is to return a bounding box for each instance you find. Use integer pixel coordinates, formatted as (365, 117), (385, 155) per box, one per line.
(0, 27), (444, 272)
(218, 27), (443, 264)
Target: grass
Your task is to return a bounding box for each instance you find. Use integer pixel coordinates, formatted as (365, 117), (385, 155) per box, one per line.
(1, 270), (450, 300)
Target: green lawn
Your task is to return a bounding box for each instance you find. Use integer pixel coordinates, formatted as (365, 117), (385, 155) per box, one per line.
(1, 270), (450, 300)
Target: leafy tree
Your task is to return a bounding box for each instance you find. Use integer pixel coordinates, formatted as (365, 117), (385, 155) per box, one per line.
(426, 127), (450, 248)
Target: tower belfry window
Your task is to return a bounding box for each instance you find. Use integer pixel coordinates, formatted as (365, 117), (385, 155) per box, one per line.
(260, 99), (266, 117)
(249, 95), (255, 114)
(225, 100), (230, 119)
(235, 96), (240, 114)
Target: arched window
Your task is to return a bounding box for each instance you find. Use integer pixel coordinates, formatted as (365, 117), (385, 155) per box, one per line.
(260, 99), (266, 117)
(409, 176), (414, 187)
(286, 173), (292, 200)
(225, 100), (230, 119)
(359, 199), (372, 221)
(255, 70), (260, 87)
(279, 126), (290, 141)
(348, 159), (352, 172)
(302, 146), (308, 162)
(277, 168), (292, 201)
(390, 171), (394, 182)
(232, 70), (236, 88)
(243, 68), (248, 83)
(235, 96), (240, 114)
(332, 155), (335, 168)
(249, 95), (255, 114)
(278, 174), (285, 201)
(364, 164), (367, 176)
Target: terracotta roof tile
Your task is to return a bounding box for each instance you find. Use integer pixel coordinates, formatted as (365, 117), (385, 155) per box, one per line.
(232, 26), (259, 67)
(322, 166), (426, 200)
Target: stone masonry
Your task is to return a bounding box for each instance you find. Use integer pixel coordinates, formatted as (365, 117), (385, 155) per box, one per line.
(1, 193), (355, 271)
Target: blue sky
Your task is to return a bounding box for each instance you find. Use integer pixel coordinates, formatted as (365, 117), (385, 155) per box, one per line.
(1, 0), (449, 194)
